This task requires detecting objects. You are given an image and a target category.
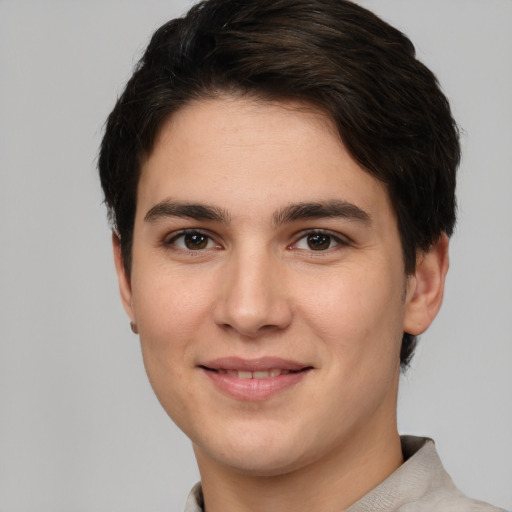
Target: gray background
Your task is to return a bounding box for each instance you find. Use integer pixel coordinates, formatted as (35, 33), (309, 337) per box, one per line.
(0, 0), (511, 511)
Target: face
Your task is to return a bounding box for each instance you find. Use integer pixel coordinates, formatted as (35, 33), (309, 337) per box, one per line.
(115, 96), (438, 478)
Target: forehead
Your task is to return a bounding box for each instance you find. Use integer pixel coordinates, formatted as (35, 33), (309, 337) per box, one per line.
(137, 96), (392, 222)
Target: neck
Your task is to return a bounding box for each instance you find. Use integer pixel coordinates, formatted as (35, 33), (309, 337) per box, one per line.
(195, 421), (403, 512)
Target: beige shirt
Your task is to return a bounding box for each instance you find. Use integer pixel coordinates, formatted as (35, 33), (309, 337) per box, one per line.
(184, 436), (506, 512)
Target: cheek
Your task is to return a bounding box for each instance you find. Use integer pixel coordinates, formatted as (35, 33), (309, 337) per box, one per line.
(131, 273), (205, 422)
(298, 265), (405, 361)
(132, 268), (212, 341)
(129, 270), (213, 404)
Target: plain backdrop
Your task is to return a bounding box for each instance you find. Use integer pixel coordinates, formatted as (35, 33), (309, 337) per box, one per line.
(0, 1), (511, 511)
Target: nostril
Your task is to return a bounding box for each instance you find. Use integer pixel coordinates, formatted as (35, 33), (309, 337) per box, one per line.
(212, 271), (294, 336)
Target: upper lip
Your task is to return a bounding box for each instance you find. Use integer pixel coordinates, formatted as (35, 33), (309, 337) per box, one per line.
(200, 357), (310, 372)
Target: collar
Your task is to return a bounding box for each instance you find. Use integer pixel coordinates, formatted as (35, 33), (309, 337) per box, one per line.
(346, 436), (455, 511)
(183, 436), (502, 512)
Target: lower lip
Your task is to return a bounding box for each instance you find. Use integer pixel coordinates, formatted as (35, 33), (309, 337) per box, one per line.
(202, 369), (310, 401)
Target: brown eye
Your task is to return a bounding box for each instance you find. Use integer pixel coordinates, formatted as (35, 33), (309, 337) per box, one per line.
(170, 231), (216, 250)
(184, 233), (209, 250)
(306, 233), (331, 250)
(293, 231), (345, 252)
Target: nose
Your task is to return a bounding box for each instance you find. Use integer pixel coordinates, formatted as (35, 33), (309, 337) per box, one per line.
(212, 248), (293, 338)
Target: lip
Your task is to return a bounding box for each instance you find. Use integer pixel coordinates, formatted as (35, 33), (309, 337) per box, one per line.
(201, 356), (308, 372)
(199, 357), (313, 401)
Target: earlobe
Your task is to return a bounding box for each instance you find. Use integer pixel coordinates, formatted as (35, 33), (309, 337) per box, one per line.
(112, 233), (136, 323)
(403, 234), (450, 336)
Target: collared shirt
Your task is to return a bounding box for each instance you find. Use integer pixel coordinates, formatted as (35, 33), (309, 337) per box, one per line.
(184, 436), (506, 512)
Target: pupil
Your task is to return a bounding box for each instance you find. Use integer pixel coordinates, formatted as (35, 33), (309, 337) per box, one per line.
(307, 234), (330, 250)
(185, 233), (208, 250)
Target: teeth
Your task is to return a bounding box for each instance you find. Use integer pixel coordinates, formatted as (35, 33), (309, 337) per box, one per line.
(217, 368), (286, 379)
(253, 370), (270, 379)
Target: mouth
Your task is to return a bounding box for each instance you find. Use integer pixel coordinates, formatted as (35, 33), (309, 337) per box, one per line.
(199, 357), (313, 401)
(200, 367), (308, 379)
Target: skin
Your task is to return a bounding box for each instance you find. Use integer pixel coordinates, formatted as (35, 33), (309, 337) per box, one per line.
(114, 96), (449, 512)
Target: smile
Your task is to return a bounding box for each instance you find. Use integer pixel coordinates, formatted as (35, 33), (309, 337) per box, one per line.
(199, 357), (313, 401)
(208, 368), (296, 379)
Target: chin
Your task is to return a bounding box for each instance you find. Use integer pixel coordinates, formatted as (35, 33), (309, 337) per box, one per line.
(193, 423), (319, 477)
(213, 449), (307, 477)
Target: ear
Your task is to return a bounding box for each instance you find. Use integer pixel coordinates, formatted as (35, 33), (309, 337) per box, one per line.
(403, 233), (450, 336)
(112, 233), (136, 323)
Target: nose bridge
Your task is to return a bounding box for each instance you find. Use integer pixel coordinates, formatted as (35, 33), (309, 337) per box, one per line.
(213, 242), (292, 337)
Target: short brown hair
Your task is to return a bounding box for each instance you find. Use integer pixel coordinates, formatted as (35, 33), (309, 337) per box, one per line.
(99, 0), (460, 368)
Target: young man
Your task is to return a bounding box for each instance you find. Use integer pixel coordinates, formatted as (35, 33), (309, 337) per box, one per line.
(98, 1), (505, 510)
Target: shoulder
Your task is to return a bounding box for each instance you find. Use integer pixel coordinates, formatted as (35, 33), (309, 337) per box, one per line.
(397, 437), (507, 512)
(396, 489), (507, 512)
(347, 437), (507, 512)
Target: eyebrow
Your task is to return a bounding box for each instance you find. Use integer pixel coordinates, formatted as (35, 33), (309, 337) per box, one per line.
(144, 198), (370, 226)
(144, 199), (230, 223)
(273, 200), (371, 226)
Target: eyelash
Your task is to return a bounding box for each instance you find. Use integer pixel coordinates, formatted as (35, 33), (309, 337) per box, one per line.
(290, 229), (350, 252)
(164, 229), (221, 252)
(163, 228), (350, 254)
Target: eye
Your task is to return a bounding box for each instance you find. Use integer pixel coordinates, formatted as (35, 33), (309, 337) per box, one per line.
(293, 231), (345, 251)
(167, 230), (219, 251)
